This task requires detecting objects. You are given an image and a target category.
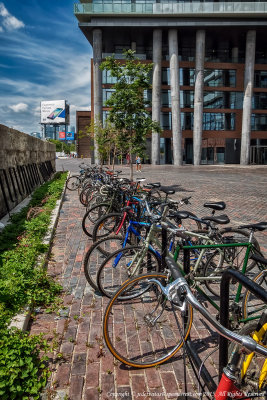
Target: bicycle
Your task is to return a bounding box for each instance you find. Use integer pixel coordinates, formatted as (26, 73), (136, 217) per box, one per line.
(102, 257), (267, 400)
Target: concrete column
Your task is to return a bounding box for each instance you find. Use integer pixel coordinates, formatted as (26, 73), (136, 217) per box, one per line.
(93, 29), (103, 164)
(193, 30), (205, 165)
(168, 29), (182, 165)
(240, 30), (256, 165)
(152, 29), (162, 165)
(232, 47), (239, 63)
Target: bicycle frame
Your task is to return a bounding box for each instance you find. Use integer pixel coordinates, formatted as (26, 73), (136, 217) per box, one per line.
(171, 234), (261, 320)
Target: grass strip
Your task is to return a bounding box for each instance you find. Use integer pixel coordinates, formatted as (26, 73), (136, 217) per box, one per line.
(0, 171), (67, 399)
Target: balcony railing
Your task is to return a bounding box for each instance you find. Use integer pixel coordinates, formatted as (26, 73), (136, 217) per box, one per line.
(74, 2), (267, 18)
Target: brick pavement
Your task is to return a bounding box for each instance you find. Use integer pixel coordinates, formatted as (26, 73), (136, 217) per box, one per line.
(30, 164), (267, 400)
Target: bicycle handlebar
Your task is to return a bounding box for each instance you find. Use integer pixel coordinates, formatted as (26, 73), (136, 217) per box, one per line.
(165, 256), (267, 358)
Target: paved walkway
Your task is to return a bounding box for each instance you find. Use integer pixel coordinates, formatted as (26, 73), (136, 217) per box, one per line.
(30, 164), (267, 400)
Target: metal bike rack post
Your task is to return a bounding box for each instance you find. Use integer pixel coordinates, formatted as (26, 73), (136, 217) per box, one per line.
(219, 268), (267, 377)
(12, 167), (23, 196)
(0, 171), (10, 215)
(8, 168), (18, 200)
(2, 169), (15, 203)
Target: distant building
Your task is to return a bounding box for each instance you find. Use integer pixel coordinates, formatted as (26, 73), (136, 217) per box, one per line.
(76, 111), (92, 158)
(30, 132), (42, 139)
(74, 0), (267, 165)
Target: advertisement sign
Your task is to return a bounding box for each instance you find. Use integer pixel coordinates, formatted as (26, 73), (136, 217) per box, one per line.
(58, 132), (75, 141)
(41, 100), (69, 124)
(59, 132), (66, 140)
(66, 131), (75, 140)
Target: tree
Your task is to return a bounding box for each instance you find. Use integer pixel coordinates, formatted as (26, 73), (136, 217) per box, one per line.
(47, 139), (75, 154)
(79, 118), (119, 168)
(100, 49), (161, 180)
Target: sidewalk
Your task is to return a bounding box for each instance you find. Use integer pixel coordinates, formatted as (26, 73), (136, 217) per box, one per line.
(29, 166), (267, 400)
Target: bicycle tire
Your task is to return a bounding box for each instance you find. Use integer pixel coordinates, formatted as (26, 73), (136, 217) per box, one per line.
(203, 229), (262, 298)
(176, 211), (202, 232)
(83, 235), (124, 291)
(228, 321), (267, 399)
(66, 175), (81, 191)
(92, 212), (128, 242)
(220, 228), (261, 272)
(82, 203), (113, 238)
(103, 272), (193, 368)
(79, 183), (94, 206)
(97, 245), (161, 298)
(242, 269), (267, 321)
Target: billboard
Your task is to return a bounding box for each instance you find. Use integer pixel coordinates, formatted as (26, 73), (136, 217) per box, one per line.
(58, 131), (75, 141)
(59, 132), (66, 140)
(41, 100), (69, 124)
(66, 131), (75, 140)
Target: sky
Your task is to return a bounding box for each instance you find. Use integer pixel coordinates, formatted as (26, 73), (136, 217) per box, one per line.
(0, 0), (92, 134)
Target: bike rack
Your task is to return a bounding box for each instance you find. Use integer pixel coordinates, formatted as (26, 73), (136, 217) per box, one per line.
(219, 268), (267, 377)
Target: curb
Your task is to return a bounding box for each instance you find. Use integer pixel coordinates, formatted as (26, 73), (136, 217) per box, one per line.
(9, 172), (70, 331)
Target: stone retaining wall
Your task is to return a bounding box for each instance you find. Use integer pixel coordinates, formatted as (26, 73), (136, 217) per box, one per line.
(0, 124), (56, 218)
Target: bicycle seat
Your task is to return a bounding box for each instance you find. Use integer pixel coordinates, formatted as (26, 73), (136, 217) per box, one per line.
(169, 210), (190, 219)
(203, 201), (226, 211)
(250, 253), (267, 266)
(136, 178), (146, 182)
(201, 214), (230, 225)
(149, 182), (161, 188)
(238, 222), (267, 231)
(160, 186), (175, 195)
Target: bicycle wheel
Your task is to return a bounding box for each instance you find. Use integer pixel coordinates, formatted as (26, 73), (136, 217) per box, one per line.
(82, 203), (113, 238)
(103, 272), (193, 368)
(228, 321), (267, 399)
(97, 245), (161, 298)
(220, 228), (261, 272)
(176, 211), (202, 233)
(92, 212), (128, 242)
(242, 269), (267, 321)
(83, 235), (124, 291)
(66, 175), (81, 191)
(79, 183), (94, 206)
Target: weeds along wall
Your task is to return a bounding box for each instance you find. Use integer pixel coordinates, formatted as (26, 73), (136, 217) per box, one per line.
(0, 124), (56, 218)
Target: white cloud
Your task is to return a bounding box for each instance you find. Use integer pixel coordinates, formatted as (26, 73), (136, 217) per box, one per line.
(0, 2), (24, 31)
(9, 103), (28, 112)
(0, 3), (8, 17)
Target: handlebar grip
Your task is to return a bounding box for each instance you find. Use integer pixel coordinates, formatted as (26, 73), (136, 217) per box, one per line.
(165, 256), (184, 280)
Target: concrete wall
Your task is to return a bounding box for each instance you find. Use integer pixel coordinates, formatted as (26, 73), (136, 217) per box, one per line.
(0, 124), (56, 218)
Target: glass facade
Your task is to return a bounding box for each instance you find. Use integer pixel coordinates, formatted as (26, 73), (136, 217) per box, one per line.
(203, 69), (236, 87)
(180, 112), (235, 130)
(203, 112), (235, 130)
(203, 91), (243, 109)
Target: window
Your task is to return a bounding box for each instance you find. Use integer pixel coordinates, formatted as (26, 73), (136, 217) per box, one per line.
(102, 70), (117, 84)
(160, 112), (172, 129)
(203, 113), (235, 130)
(204, 69), (236, 87)
(251, 114), (267, 131)
(161, 90), (171, 107)
(253, 93), (267, 110)
(254, 71), (267, 88)
(180, 68), (195, 86)
(203, 91), (243, 109)
(162, 68), (170, 85)
(180, 91), (194, 108)
(181, 112), (194, 130)
(103, 89), (115, 105)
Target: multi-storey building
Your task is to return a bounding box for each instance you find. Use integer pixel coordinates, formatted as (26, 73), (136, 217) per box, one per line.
(74, 0), (267, 165)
